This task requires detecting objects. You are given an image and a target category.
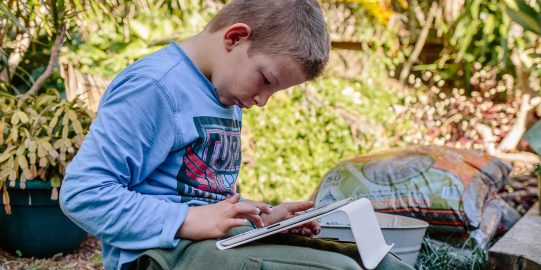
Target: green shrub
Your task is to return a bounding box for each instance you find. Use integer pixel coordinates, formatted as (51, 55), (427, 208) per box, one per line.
(0, 89), (94, 214)
(239, 77), (413, 204)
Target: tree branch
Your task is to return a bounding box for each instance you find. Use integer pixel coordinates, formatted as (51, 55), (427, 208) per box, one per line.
(22, 23), (66, 98)
(399, 2), (438, 86)
(498, 94), (541, 152)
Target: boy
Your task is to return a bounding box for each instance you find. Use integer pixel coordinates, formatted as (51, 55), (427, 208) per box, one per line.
(60, 0), (414, 269)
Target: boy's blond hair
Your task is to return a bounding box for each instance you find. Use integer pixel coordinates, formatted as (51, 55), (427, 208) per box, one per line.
(205, 0), (330, 80)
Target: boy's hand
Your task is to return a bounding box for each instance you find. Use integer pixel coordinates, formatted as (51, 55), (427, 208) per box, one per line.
(177, 193), (271, 240)
(286, 219), (320, 237)
(260, 201), (321, 237)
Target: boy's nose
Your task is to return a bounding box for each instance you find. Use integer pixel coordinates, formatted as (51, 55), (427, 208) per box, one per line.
(253, 91), (273, 107)
(253, 95), (268, 107)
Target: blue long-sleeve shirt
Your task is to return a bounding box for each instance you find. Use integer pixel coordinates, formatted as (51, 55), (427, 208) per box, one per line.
(59, 42), (243, 270)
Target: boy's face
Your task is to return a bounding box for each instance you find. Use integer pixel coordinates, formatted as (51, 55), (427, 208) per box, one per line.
(211, 25), (306, 109)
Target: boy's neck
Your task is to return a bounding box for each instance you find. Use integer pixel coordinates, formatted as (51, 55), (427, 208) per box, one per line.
(180, 31), (217, 81)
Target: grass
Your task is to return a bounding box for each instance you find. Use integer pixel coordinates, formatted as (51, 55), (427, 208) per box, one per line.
(415, 237), (488, 270)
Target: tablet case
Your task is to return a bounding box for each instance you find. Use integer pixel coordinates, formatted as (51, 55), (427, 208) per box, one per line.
(217, 198), (393, 269)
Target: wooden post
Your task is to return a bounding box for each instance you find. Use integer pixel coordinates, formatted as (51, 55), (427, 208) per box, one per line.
(489, 202), (541, 270)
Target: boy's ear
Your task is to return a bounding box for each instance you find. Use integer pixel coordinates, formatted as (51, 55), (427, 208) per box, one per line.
(223, 23), (251, 52)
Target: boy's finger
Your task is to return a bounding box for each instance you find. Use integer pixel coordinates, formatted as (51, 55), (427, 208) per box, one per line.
(282, 201), (314, 213)
(229, 202), (262, 217)
(226, 218), (249, 229)
(238, 213), (265, 228)
(289, 228), (300, 234)
(302, 227), (314, 237)
(251, 201), (272, 214)
(239, 200), (272, 215)
(304, 220), (320, 231)
(309, 221), (321, 235)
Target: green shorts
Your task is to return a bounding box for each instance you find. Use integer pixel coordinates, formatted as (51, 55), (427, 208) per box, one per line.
(131, 226), (414, 270)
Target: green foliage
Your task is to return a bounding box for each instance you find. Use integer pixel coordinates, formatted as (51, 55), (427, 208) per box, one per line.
(63, 0), (407, 77)
(238, 77), (411, 204)
(449, 0), (510, 66)
(415, 237), (487, 270)
(504, 0), (541, 36)
(413, 0), (515, 88)
(63, 0), (221, 77)
(407, 0), (540, 93)
(0, 89), (95, 214)
(0, 0), (81, 95)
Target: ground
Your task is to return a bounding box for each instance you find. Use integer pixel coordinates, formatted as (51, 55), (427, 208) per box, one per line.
(0, 236), (102, 270)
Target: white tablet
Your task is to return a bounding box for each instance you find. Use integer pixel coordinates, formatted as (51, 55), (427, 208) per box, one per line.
(216, 197), (353, 250)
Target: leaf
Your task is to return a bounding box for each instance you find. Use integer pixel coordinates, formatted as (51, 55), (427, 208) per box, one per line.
(483, 14), (495, 35)
(66, 109), (78, 122)
(39, 139), (54, 151)
(36, 95), (56, 107)
(2, 187), (11, 215)
(49, 149), (60, 158)
(19, 174), (26, 189)
(28, 152), (37, 165)
(29, 141), (38, 153)
(0, 2), (27, 32)
(2, 187), (9, 205)
(39, 157), (48, 168)
(457, 20), (481, 61)
(38, 168), (46, 180)
(515, 0), (541, 21)
(62, 125), (69, 139)
(54, 107), (64, 117)
(48, 115), (59, 131)
(53, 139), (63, 149)
(8, 170), (16, 183)
(24, 138), (31, 148)
(72, 119), (83, 134)
(9, 128), (18, 142)
(19, 155), (28, 170)
(51, 187), (59, 200)
(16, 111), (29, 124)
(13, 156), (19, 173)
(505, 0), (541, 36)
(16, 144), (26, 157)
(30, 165), (37, 178)
(62, 114), (69, 126)
(37, 145), (47, 158)
(0, 120), (5, 144)
(0, 147), (15, 163)
(10, 112), (19, 126)
(130, 19), (150, 40)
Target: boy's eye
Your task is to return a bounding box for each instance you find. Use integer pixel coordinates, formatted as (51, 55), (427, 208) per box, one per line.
(260, 71), (271, 85)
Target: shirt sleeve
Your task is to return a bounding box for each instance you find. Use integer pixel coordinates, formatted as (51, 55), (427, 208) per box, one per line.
(59, 74), (188, 250)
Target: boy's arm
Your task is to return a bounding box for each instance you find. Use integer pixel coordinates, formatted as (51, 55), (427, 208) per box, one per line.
(59, 75), (186, 250)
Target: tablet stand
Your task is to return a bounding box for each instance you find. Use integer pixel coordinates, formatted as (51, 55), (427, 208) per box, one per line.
(322, 198), (394, 270)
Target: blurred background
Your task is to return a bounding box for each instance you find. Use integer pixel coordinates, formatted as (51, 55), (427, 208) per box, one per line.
(1, 0), (540, 269)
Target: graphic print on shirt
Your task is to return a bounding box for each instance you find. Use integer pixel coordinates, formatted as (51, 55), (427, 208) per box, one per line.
(177, 116), (241, 203)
